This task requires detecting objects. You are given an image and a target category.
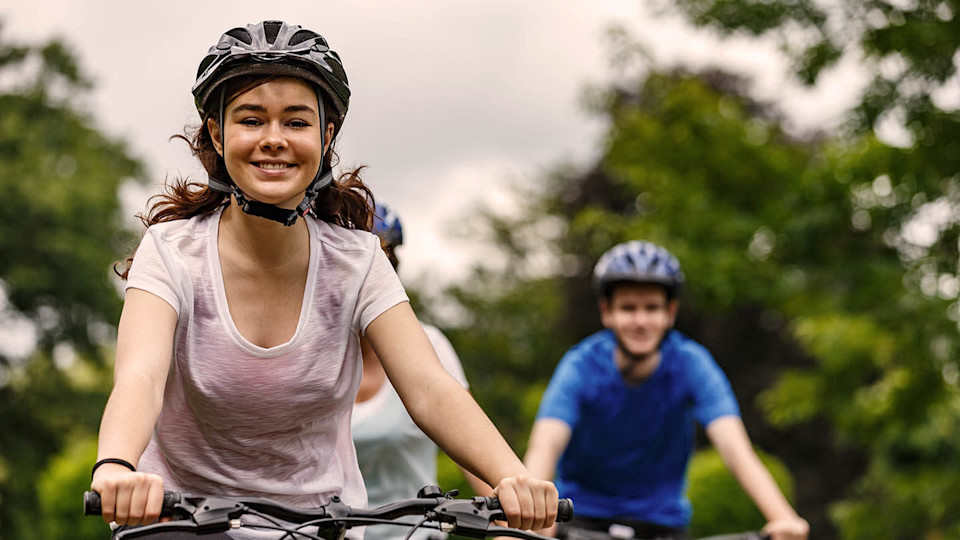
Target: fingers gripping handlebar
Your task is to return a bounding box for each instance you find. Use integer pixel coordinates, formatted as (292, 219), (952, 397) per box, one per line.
(84, 488), (574, 539)
(486, 496), (575, 523)
(84, 491), (182, 517)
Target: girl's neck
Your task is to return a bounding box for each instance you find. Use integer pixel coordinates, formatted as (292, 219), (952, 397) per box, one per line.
(219, 202), (308, 268)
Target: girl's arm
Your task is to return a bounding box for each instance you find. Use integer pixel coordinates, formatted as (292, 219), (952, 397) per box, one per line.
(366, 302), (559, 531)
(459, 465), (495, 497)
(90, 288), (177, 526)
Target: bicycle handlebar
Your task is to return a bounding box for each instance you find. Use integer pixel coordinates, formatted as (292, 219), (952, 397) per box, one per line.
(84, 487), (574, 540)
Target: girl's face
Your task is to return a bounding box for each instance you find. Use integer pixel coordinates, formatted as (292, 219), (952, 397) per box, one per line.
(208, 77), (334, 210)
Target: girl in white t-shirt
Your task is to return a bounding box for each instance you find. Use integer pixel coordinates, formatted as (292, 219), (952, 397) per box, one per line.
(90, 20), (558, 535)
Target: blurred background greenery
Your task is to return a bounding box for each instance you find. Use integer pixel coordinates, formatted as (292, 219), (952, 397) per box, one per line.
(3, 1), (960, 539)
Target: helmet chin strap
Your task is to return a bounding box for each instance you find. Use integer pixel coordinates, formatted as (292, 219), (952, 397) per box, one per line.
(210, 87), (333, 227)
(613, 327), (673, 377)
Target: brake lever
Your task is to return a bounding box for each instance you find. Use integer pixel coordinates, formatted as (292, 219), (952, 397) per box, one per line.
(429, 497), (510, 538)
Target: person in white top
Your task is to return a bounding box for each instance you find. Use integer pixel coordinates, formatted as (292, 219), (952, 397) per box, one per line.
(353, 203), (492, 540)
(90, 20), (559, 536)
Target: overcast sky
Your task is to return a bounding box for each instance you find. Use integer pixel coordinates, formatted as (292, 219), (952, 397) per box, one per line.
(2, 1), (867, 287)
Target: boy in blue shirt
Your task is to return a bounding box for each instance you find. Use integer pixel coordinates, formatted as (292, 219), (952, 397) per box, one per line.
(524, 241), (808, 540)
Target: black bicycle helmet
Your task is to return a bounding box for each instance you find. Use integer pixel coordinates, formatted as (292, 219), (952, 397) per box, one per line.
(593, 240), (685, 299)
(192, 21), (350, 226)
(192, 20), (349, 124)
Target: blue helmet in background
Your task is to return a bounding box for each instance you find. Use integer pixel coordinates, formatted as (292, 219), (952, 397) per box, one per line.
(593, 240), (684, 299)
(373, 203), (403, 247)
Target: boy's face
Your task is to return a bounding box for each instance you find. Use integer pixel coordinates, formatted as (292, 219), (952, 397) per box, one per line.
(600, 282), (678, 359)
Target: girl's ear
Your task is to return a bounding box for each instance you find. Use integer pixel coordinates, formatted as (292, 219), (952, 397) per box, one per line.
(323, 122), (335, 154)
(207, 118), (224, 157)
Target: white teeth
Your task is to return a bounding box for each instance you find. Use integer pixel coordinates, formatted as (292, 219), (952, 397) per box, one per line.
(257, 163), (290, 170)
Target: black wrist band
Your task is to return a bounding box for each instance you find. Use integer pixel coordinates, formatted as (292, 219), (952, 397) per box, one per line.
(91, 458), (136, 479)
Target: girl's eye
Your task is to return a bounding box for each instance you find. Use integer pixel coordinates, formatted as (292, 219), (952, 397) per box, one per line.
(239, 118), (262, 126)
(289, 120), (310, 128)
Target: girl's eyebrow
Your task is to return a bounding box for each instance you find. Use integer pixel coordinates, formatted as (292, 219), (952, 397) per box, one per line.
(284, 105), (316, 114)
(231, 104), (317, 114)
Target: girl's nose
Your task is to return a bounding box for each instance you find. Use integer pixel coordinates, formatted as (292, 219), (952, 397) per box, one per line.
(260, 124), (286, 151)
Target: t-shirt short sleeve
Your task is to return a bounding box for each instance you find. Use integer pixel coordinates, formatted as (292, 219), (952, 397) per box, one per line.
(422, 324), (468, 389)
(536, 351), (585, 428)
(354, 243), (409, 334)
(126, 229), (181, 315)
(684, 345), (740, 427)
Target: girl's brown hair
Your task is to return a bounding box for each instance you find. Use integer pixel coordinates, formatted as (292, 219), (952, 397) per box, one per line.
(115, 76), (375, 279)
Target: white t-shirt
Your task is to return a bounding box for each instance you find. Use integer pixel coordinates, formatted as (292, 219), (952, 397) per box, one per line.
(127, 207), (408, 516)
(351, 324), (468, 540)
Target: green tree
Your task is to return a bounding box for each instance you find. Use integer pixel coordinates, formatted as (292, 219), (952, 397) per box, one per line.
(428, 29), (960, 537)
(37, 433), (108, 540)
(0, 25), (143, 539)
(661, 0), (960, 137)
(652, 2), (960, 538)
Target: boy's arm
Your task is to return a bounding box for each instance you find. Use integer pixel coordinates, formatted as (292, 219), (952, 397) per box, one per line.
(523, 418), (572, 482)
(705, 416), (809, 540)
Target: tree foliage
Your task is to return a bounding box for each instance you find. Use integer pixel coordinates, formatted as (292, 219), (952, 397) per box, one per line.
(429, 31), (960, 537)
(662, 0), (960, 131)
(650, 2), (960, 538)
(0, 25), (142, 539)
(37, 434), (106, 540)
(687, 447), (794, 537)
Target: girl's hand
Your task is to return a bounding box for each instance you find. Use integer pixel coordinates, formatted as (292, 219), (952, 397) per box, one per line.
(492, 474), (559, 531)
(90, 464), (165, 526)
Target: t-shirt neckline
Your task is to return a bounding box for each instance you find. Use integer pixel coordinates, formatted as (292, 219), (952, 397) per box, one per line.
(207, 207), (318, 358)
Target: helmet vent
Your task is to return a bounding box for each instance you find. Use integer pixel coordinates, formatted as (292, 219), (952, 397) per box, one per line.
(263, 21), (282, 44)
(196, 55), (216, 79)
(289, 30), (320, 46)
(225, 28), (252, 45)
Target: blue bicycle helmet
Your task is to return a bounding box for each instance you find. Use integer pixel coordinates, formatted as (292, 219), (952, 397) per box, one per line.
(372, 203), (403, 247)
(193, 21), (350, 227)
(593, 240), (684, 299)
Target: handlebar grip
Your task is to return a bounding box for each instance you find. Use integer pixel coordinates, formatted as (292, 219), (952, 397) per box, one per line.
(485, 497), (574, 522)
(83, 491), (181, 516)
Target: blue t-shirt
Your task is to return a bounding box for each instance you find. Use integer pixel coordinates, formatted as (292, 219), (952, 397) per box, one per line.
(536, 329), (740, 528)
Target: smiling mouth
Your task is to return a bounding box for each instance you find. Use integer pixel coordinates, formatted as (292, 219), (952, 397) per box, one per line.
(253, 162), (295, 170)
